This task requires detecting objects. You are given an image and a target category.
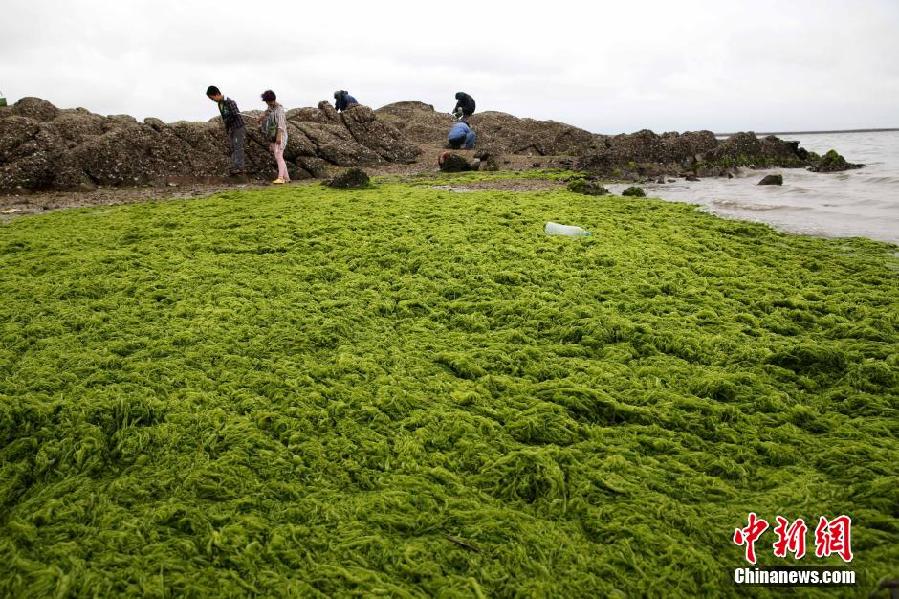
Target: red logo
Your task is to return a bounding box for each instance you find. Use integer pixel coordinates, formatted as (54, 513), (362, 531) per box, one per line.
(772, 517), (808, 560)
(814, 516), (853, 563)
(734, 514), (853, 564)
(733, 512), (769, 565)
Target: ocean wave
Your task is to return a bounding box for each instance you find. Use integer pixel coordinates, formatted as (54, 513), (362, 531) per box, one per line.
(710, 199), (811, 212)
(860, 175), (899, 185)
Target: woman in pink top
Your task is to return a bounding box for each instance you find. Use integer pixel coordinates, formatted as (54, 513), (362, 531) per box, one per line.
(260, 89), (289, 184)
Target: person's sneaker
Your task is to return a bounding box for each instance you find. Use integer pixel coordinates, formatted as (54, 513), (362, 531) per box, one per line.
(272, 178), (285, 184)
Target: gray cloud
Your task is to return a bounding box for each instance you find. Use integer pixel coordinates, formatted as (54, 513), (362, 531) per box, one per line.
(1, 0), (897, 133)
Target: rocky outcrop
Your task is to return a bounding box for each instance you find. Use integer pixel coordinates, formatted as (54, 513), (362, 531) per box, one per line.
(0, 97), (420, 192)
(578, 130), (817, 179)
(0, 96), (857, 193)
(377, 102), (601, 156)
(376, 102), (824, 179)
(758, 174), (783, 186)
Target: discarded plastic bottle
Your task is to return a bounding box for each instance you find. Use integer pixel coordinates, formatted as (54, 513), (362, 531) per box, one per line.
(544, 221), (591, 237)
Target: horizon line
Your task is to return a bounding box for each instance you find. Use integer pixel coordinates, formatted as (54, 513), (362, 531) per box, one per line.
(714, 127), (899, 137)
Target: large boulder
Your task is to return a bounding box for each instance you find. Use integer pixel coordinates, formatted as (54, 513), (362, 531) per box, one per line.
(326, 167), (370, 189)
(439, 152), (475, 172)
(375, 101), (449, 146)
(10, 97), (60, 122)
(339, 105), (420, 163)
(470, 111), (599, 156)
(567, 177), (609, 196)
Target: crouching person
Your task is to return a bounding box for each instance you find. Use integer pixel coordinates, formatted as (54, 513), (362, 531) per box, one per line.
(447, 121), (476, 150)
(334, 90), (359, 112)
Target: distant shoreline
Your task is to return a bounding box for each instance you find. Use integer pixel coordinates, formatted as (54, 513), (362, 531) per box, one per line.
(716, 128), (899, 137)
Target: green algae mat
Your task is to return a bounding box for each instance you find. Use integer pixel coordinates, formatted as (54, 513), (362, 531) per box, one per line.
(1, 175), (897, 598)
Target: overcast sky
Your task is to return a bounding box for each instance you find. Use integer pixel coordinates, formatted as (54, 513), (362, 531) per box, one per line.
(2, 0), (897, 133)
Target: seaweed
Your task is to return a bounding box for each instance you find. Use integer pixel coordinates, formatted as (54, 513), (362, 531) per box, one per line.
(0, 176), (896, 597)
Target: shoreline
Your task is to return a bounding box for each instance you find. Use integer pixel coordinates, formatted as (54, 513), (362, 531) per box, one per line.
(3, 167), (896, 249)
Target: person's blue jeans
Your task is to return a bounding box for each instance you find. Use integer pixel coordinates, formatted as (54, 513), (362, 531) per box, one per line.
(449, 130), (477, 150)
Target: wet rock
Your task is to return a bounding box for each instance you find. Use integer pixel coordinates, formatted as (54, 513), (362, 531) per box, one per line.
(808, 149), (863, 173)
(685, 175), (700, 182)
(287, 165), (313, 181)
(473, 148), (502, 170)
(438, 152), (474, 172)
(326, 167), (370, 189)
(622, 186), (646, 197)
(296, 156), (329, 178)
(758, 174), (783, 186)
(567, 178), (609, 195)
(696, 166), (723, 178)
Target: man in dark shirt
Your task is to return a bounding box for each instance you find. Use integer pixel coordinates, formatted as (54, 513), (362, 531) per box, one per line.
(453, 92), (476, 121)
(206, 85), (245, 175)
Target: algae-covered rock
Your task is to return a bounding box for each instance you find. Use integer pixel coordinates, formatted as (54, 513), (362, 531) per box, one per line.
(622, 186), (646, 197)
(567, 178), (609, 196)
(474, 149), (501, 171)
(438, 152), (474, 172)
(808, 149), (863, 173)
(758, 174), (783, 186)
(326, 167), (370, 189)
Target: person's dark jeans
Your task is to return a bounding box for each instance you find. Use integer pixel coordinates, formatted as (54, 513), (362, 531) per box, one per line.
(229, 126), (245, 173)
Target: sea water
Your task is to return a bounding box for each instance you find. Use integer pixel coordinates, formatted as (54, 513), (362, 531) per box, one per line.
(607, 130), (899, 244)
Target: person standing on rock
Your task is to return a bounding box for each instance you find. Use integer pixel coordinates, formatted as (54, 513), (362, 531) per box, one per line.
(334, 90), (359, 113)
(447, 120), (476, 150)
(206, 85), (245, 176)
(260, 90), (290, 184)
(453, 92), (476, 122)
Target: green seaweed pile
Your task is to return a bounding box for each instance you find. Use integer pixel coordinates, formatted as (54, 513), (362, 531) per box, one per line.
(1, 175), (897, 597)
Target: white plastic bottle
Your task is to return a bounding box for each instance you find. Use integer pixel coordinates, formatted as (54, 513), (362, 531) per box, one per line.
(544, 222), (591, 237)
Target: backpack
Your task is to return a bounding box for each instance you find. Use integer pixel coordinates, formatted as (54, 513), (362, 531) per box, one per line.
(261, 110), (279, 142)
